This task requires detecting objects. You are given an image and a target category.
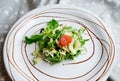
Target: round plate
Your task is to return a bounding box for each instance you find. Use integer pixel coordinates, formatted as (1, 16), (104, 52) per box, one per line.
(3, 5), (116, 81)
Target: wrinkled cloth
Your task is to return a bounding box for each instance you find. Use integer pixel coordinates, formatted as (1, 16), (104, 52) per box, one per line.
(0, 0), (120, 81)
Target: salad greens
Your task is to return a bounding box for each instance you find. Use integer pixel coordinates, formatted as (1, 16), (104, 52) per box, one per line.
(25, 19), (89, 65)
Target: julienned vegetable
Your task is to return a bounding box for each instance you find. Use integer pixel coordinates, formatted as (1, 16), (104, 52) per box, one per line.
(25, 19), (89, 65)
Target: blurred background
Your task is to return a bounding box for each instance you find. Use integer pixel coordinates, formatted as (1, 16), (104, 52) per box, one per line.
(0, 0), (119, 81)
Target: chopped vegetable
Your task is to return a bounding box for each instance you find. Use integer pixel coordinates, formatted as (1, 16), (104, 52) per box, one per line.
(59, 35), (72, 47)
(25, 19), (89, 65)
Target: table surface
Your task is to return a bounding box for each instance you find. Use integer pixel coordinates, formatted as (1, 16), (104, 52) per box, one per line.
(0, 0), (120, 81)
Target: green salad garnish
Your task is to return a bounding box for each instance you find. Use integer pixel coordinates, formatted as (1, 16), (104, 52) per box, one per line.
(25, 19), (89, 65)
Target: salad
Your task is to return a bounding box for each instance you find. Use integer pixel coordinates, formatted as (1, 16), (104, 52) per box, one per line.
(25, 19), (89, 65)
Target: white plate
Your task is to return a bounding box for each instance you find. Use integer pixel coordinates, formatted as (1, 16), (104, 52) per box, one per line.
(3, 5), (116, 81)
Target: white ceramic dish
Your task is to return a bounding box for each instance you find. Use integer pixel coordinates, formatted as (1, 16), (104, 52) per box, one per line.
(3, 5), (116, 81)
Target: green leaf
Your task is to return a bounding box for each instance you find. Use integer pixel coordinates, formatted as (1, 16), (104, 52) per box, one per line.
(46, 54), (61, 64)
(80, 39), (89, 46)
(39, 36), (50, 52)
(74, 50), (81, 57)
(25, 34), (43, 44)
(55, 30), (63, 39)
(47, 39), (55, 47)
(46, 19), (59, 32)
(79, 28), (85, 34)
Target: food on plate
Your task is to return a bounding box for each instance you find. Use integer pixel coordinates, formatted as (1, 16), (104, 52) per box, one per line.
(25, 19), (89, 65)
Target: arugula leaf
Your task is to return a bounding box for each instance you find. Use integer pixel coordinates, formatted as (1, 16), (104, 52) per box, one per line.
(25, 34), (43, 44)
